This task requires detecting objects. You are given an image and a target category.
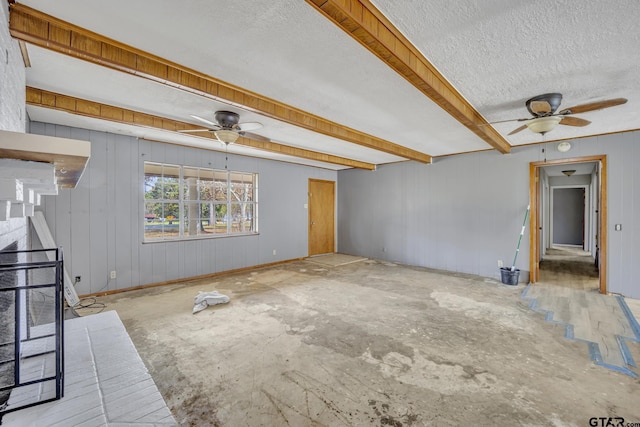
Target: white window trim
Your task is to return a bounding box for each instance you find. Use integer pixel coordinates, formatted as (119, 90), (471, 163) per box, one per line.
(143, 162), (258, 242)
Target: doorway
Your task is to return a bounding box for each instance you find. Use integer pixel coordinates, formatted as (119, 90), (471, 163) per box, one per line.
(529, 155), (607, 293)
(308, 179), (335, 256)
(550, 186), (586, 248)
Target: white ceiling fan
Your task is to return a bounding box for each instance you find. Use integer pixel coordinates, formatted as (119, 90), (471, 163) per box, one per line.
(180, 110), (268, 144)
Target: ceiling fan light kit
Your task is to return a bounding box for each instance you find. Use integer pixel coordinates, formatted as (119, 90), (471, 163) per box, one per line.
(525, 116), (562, 135)
(557, 141), (572, 152)
(214, 129), (239, 144)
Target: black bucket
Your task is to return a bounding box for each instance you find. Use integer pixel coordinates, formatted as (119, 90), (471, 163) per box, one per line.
(500, 267), (520, 286)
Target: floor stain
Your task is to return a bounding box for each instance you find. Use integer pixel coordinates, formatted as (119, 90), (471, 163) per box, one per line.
(94, 259), (640, 426)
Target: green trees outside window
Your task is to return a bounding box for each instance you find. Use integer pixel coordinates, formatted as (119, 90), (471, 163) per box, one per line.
(144, 162), (257, 241)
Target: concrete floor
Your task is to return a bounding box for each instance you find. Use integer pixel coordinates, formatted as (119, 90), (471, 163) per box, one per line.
(91, 257), (640, 426)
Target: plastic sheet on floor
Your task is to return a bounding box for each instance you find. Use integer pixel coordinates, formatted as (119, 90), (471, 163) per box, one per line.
(193, 291), (230, 314)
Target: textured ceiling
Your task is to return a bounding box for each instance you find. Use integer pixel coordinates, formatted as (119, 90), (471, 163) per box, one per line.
(13, 0), (640, 170)
(372, 0), (640, 145)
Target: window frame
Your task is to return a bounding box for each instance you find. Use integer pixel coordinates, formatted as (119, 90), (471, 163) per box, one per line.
(143, 162), (258, 242)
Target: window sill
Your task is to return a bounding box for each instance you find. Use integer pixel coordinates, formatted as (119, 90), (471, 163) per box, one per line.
(143, 232), (259, 244)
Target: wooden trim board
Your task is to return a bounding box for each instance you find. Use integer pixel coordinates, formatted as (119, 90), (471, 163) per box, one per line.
(10, 3), (432, 164)
(529, 155), (607, 293)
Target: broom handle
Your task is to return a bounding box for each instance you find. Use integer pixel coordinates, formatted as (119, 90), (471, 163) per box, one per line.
(511, 204), (530, 271)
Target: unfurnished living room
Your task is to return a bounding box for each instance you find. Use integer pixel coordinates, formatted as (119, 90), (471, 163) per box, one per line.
(1, 1), (640, 426)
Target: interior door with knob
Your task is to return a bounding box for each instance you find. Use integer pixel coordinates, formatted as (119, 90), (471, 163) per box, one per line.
(308, 179), (335, 256)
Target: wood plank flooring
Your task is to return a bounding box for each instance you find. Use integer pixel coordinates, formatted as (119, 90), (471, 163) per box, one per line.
(538, 245), (599, 290)
(525, 245), (640, 376)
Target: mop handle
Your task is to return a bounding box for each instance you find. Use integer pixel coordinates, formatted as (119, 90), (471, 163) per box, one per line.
(511, 204), (530, 271)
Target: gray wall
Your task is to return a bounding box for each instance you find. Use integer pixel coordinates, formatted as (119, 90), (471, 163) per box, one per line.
(32, 123), (336, 295)
(552, 188), (584, 246)
(338, 131), (640, 299)
(549, 174), (591, 187)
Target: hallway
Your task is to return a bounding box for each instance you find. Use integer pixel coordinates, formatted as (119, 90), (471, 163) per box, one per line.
(539, 245), (599, 290)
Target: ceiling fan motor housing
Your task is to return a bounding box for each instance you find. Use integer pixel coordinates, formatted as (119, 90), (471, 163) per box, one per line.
(214, 111), (241, 129)
(526, 93), (563, 117)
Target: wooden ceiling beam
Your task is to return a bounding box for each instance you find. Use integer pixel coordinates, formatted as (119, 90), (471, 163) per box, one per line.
(26, 87), (376, 170)
(10, 4), (430, 164)
(305, 0), (512, 154)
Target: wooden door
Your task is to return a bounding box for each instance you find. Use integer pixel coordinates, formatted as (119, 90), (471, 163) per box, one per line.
(308, 179), (335, 256)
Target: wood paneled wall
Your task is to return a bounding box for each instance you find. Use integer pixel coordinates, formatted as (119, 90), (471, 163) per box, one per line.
(32, 123), (336, 295)
(338, 131), (640, 299)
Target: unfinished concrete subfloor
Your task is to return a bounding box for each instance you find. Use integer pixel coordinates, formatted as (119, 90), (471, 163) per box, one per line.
(93, 259), (640, 426)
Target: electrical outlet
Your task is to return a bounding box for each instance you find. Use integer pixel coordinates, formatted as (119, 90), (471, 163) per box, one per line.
(75, 276), (81, 283)
(110, 270), (117, 279)
(615, 224), (622, 231)
(497, 260), (503, 267)
(272, 249), (276, 255)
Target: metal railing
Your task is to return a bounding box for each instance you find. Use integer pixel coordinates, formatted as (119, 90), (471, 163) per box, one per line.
(0, 248), (64, 419)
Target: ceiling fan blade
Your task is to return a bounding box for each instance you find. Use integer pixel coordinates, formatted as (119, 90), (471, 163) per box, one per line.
(559, 116), (591, 127)
(237, 122), (263, 132)
(239, 131), (270, 142)
(178, 128), (214, 134)
(487, 117), (531, 125)
(508, 124), (528, 135)
(529, 100), (552, 115)
(559, 98), (628, 115)
(190, 114), (219, 127)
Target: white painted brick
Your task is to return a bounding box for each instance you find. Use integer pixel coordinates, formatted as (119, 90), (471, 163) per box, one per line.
(1, 311), (177, 426)
(0, 0), (28, 247)
(0, 200), (10, 221)
(0, 216), (27, 248)
(0, 2), (26, 132)
(25, 188), (35, 204)
(24, 183), (58, 197)
(9, 202), (25, 218)
(0, 159), (56, 182)
(0, 178), (23, 201)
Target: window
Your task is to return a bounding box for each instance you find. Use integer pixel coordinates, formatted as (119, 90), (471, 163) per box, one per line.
(144, 162), (258, 241)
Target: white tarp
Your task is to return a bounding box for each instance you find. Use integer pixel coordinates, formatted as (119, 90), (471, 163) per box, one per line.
(193, 291), (230, 314)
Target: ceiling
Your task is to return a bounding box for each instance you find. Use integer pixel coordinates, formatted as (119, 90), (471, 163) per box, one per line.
(10, 0), (640, 171)
(542, 162), (596, 177)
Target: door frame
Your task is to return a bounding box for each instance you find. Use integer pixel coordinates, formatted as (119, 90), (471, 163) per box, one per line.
(549, 185), (589, 248)
(529, 155), (607, 293)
